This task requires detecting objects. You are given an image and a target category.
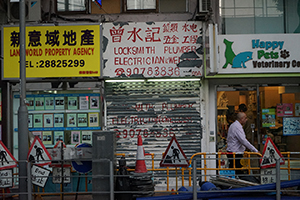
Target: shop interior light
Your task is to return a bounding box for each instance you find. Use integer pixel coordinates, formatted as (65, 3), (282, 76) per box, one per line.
(147, 78), (201, 82)
(105, 79), (145, 82)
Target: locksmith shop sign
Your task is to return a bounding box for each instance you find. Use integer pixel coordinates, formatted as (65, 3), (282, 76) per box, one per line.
(2, 25), (100, 79)
(102, 22), (203, 78)
(218, 34), (300, 74)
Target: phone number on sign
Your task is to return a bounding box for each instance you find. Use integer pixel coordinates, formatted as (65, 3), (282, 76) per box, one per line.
(114, 67), (180, 77)
(26, 59), (85, 68)
(115, 128), (175, 138)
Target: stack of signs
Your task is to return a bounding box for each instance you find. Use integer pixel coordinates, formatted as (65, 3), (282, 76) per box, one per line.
(28, 136), (52, 187)
(52, 167), (71, 184)
(50, 141), (71, 184)
(49, 141), (71, 168)
(260, 137), (285, 184)
(0, 141), (17, 188)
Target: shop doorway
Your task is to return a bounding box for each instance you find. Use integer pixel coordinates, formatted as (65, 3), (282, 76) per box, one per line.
(216, 85), (258, 152)
(216, 84), (300, 155)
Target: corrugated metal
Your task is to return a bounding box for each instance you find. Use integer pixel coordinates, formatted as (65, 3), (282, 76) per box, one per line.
(105, 80), (202, 166)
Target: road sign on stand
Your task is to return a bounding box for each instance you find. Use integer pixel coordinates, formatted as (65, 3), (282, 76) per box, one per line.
(71, 143), (92, 173)
(261, 168), (276, 184)
(28, 136), (52, 166)
(52, 167), (71, 184)
(49, 141), (71, 168)
(260, 137), (285, 169)
(160, 136), (189, 167)
(0, 169), (13, 188)
(0, 141), (17, 170)
(31, 165), (51, 188)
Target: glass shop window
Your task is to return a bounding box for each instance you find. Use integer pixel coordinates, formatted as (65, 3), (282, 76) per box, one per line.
(220, 0), (300, 34)
(216, 85), (300, 155)
(56, 0), (88, 13)
(123, 0), (187, 13)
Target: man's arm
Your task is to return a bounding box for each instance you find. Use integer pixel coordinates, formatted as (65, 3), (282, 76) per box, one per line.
(236, 128), (258, 152)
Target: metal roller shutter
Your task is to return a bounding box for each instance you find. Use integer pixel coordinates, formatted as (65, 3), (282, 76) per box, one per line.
(105, 80), (202, 167)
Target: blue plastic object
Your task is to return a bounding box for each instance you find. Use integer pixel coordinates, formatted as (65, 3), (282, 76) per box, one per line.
(200, 182), (218, 191)
(136, 179), (300, 200)
(71, 143), (92, 174)
(178, 186), (200, 192)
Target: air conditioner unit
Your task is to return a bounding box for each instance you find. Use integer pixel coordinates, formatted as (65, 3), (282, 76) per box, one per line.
(199, 0), (211, 12)
(8, 0), (41, 22)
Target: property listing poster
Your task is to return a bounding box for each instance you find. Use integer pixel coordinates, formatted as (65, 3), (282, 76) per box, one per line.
(71, 131), (80, 144)
(14, 93), (101, 148)
(26, 97), (35, 110)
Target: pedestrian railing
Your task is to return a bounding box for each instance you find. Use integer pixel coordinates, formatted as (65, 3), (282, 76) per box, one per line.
(1, 152), (300, 199)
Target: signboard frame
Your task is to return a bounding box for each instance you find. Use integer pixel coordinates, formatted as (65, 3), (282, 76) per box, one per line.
(217, 34), (300, 75)
(1, 24), (101, 80)
(102, 21), (203, 78)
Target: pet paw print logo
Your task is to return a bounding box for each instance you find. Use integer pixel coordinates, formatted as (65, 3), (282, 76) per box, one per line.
(280, 49), (290, 59)
(115, 68), (125, 76)
(222, 39), (253, 69)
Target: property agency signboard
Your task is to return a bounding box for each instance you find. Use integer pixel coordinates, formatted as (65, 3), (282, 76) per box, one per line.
(218, 34), (300, 74)
(103, 21), (203, 78)
(2, 24), (101, 79)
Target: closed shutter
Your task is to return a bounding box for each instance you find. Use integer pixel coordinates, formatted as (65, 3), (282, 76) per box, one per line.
(105, 80), (202, 166)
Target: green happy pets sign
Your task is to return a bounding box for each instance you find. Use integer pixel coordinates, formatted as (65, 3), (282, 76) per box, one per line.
(218, 34), (300, 74)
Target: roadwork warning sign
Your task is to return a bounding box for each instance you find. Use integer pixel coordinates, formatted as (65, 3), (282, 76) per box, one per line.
(0, 141), (17, 170)
(28, 136), (52, 166)
(260, 137), (284, 169)
(160, 136), (189, 167)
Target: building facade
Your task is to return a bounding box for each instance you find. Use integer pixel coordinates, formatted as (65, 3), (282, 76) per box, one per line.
(206, 0), (300, 173)
(0, 0), (207, 190)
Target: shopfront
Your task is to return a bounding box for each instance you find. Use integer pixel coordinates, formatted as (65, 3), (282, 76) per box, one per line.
(1, 24), (102, 158)
(215, 80), (300, 153)
(207, 33), (300, 156)
(102, 21), (204, 167)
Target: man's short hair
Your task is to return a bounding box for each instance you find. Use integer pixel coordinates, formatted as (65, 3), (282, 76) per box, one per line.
(237, 112), (246, 120)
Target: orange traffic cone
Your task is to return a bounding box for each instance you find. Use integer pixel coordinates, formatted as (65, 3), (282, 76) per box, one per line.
(135, 135), (147, 173)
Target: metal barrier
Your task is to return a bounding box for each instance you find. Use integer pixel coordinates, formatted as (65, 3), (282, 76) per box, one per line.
(189, 152), (262, 182)
(1, 152), (300, 199)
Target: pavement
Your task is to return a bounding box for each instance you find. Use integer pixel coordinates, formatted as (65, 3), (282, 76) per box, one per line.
(0, 194), (93, 200)
(35, 195), (93, 200)
(1, 194), (93, 200)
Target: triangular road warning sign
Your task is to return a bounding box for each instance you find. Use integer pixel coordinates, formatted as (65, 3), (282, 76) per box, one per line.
(260, 137), (285, 169)
(50, 141), (71, 168)
(28, 136), (52, 166)
(0, 141), (17, 170)
(160, 136), (189, 167)
(53, 141), (66, 149)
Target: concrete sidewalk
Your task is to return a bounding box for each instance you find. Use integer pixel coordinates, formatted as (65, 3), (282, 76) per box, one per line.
(0, 194), (93, 200)
(35, 195), (93, 200)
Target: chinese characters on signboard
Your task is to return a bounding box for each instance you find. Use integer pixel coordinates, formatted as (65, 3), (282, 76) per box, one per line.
(2, 25), (100, 79)
(103, 22), (203, 78)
